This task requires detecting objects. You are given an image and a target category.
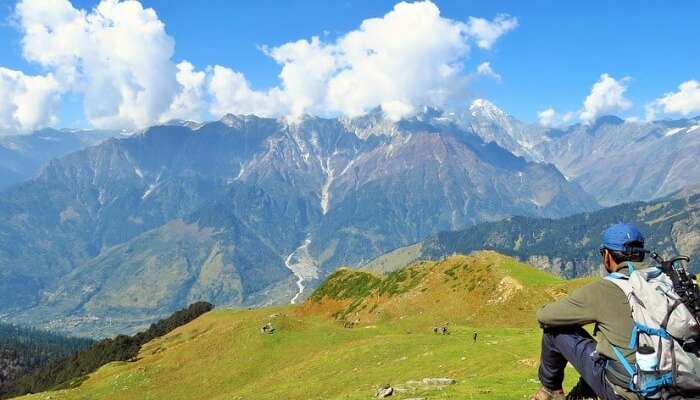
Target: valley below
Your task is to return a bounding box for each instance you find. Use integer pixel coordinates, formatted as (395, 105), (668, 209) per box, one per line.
(10, 253), (588, 400)
(1, 106), (699, 338)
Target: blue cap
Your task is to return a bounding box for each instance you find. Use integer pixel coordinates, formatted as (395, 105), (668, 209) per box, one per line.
(602, 223), (645, 251)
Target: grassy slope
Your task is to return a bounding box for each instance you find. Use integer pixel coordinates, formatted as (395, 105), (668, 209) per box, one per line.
(16, 253), (592, 400)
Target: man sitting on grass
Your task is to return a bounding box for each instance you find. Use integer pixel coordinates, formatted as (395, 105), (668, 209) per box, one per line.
(529, 223), (644, 400)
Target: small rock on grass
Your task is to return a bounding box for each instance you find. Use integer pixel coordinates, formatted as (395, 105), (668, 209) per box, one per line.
(376, 384), (394, 398)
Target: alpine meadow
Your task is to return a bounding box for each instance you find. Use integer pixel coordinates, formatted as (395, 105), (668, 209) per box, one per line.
(0, 1), (699, 400)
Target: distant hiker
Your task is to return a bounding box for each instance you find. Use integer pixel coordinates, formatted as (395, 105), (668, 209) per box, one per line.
(529, 223), (645, 400)
(433, 322), (449, 335)
(261, 322), (275, 334)
(473, 331), (478, 343)
(344, 316), (360, 329)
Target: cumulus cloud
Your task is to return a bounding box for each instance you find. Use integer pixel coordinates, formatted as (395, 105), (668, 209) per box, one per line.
(537, 74), (632, 126)
(13, 0), (194, 130)
(645, 80), (700, 121)
(159, 61), (207, 123)
(537, 108), (557, 127)
(537, 108), (574, 128)
(465, 14), (518, 50)
(208, 65), (286, 117)
(206, 1), (518, 120)
(0, 67), (62, 132)
(579, 73), (632, 123)
(476, 62), (501, 82)
(263, 36), (337, 117)
(3, 0), (518, 130)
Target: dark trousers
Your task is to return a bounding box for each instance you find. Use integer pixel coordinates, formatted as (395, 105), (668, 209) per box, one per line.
(538, 326), (622, 400)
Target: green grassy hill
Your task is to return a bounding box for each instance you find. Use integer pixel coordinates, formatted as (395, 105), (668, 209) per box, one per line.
(14, 253), (591, 400)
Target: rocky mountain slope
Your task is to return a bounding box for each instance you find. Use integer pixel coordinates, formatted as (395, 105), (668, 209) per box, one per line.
(464, 99), (548, 161)
(11, 253), (590, 400)
(0, 129), (118, 190)
(4, 103), (700, 337)
(536, 116), (700, 206)
(0, 112), (595, 336)
(365, 187), (700, 277)
(467, 100), (700, 206)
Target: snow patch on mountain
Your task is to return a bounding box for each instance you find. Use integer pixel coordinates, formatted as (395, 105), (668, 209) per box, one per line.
(141, 173), (162, 200)
(467, 98), (547, 161)
(319, 154), (338, 215)
(469, 98), (508, 121)
(665, 127), (685, 137)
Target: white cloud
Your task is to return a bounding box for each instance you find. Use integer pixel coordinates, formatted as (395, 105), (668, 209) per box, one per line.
(579, 73), (632, 123)
(539, 74), (632, 126)
(205, 1), (517, 120)
(208, 65), (286, 117)
(0, 67), (62, 132)
(537, 108), (557, 127)
(476, 62), (501, 82)
(380, 100), (415, 121)
(5, 0), (518, 129)
(646, 80), (700, 121)
(644, 104), (658, 122)
(537, 107), (574, 128)
(159, 61), (207, 123)
(465, 14), (518, 50)
(264, 36), (337, 117)
(14, 0), (188, 130)
(325, 1), (472, 119)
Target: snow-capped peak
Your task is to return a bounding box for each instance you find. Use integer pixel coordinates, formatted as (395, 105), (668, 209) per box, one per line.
(220, 114), (243, 127)
(469, 98), (508, 120)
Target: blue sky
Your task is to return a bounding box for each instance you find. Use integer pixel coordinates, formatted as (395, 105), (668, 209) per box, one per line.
(0, 0), (699, 131)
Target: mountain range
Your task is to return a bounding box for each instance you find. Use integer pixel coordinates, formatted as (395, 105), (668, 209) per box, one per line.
(0, 129), (119, 190)
(0, 101), (699, 336)
(364, 186), (700, 277)
(466, 100), (700, 206)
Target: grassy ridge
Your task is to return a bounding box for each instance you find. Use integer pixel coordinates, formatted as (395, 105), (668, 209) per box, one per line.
(303, 252), (580, 327)
(15, 253), (590, 400)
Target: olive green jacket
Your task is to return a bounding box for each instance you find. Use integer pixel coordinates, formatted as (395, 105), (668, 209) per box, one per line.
(537, 274), (635, 363)
(537, 268), (639, 399)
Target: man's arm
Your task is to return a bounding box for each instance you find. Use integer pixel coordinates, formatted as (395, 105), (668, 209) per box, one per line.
(537, 282), (600, 328)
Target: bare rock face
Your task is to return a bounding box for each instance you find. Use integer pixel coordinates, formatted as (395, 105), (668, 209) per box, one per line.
(487, 276), (523, 305)
(526, 255), (597, 278)
(467, 102), (700, 207)
(532, 116), (700, 206)
(672, 214), (700, 258)
(0, 128), (119, 191)
(405, 191), (700, 278)
(0, 112), (596, 336)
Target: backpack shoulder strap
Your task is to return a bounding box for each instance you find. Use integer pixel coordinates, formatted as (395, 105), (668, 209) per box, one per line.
(605, 272), (633, 298)
(606, 272), (629, 280)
